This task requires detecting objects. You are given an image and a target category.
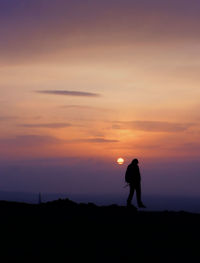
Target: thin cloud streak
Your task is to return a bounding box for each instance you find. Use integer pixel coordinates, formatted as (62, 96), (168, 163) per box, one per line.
(0, 116), (18, 121)
(36, 90), (101, 97)
(61, 105), (111, 112)
(0, 135), (62, 147)
(112, 120), (194, 132)
(19, 123), (71, 128)
(62, 105), (96, 109)
(78, 138), (119, 143)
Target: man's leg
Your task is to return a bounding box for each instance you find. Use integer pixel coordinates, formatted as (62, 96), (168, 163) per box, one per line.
(127, 184), (135, 206)
(136, 183), (146, 208)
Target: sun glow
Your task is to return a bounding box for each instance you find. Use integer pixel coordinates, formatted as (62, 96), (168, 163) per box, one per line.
(117, 157), (124, 165)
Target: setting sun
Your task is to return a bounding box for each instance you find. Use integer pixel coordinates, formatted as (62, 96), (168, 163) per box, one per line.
(117, 158), (124, 165)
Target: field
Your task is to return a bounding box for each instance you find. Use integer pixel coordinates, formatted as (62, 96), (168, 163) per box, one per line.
(1, 199), (200, 262)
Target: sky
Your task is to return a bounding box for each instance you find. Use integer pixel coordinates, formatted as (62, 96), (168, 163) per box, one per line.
(1, 0), (200, 201)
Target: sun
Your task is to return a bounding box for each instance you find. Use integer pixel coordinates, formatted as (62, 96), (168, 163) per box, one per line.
(117, 157), (124, 165)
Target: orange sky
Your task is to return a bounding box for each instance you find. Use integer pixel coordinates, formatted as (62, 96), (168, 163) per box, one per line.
(1, 0), (200, 163)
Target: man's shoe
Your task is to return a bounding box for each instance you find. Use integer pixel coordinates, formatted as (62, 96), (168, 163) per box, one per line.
(138, 203), (146, 208)
(127, 203), (137, 210)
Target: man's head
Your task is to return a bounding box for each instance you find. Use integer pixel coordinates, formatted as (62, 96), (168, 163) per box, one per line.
(131, 159), (139, 165)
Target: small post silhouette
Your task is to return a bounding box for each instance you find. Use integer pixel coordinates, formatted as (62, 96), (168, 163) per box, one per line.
(38, 192), (42, 204)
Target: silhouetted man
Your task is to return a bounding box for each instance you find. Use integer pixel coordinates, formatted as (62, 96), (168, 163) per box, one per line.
(125, 159), (146, 208)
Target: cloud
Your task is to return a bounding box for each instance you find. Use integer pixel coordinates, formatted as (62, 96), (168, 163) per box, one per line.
(62, 105), (103, 110)
(18, 123), (71, 128)
(0, 134), (118, 148)
(174, 142), (200, 152)
(0, 135), (62, 147)
(78, 138), (119, 143)
(62, 105), (95, 109)
(0, 116), (18, 121)
(60, 105), (112, 113)
(36, 90), (101, 97)
(112, 120), (193, 132)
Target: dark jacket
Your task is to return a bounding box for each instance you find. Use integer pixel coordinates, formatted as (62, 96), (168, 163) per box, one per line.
(125, 164), (141, 184)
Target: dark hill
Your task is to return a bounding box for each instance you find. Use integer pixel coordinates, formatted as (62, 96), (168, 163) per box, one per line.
(1, 199), (200, 262)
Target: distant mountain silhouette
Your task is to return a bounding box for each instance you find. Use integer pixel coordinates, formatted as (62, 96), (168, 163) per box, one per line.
(0, 198), (200, 262)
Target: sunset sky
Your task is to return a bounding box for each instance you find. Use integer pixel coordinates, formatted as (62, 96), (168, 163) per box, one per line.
(1, 0), (200, 200)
